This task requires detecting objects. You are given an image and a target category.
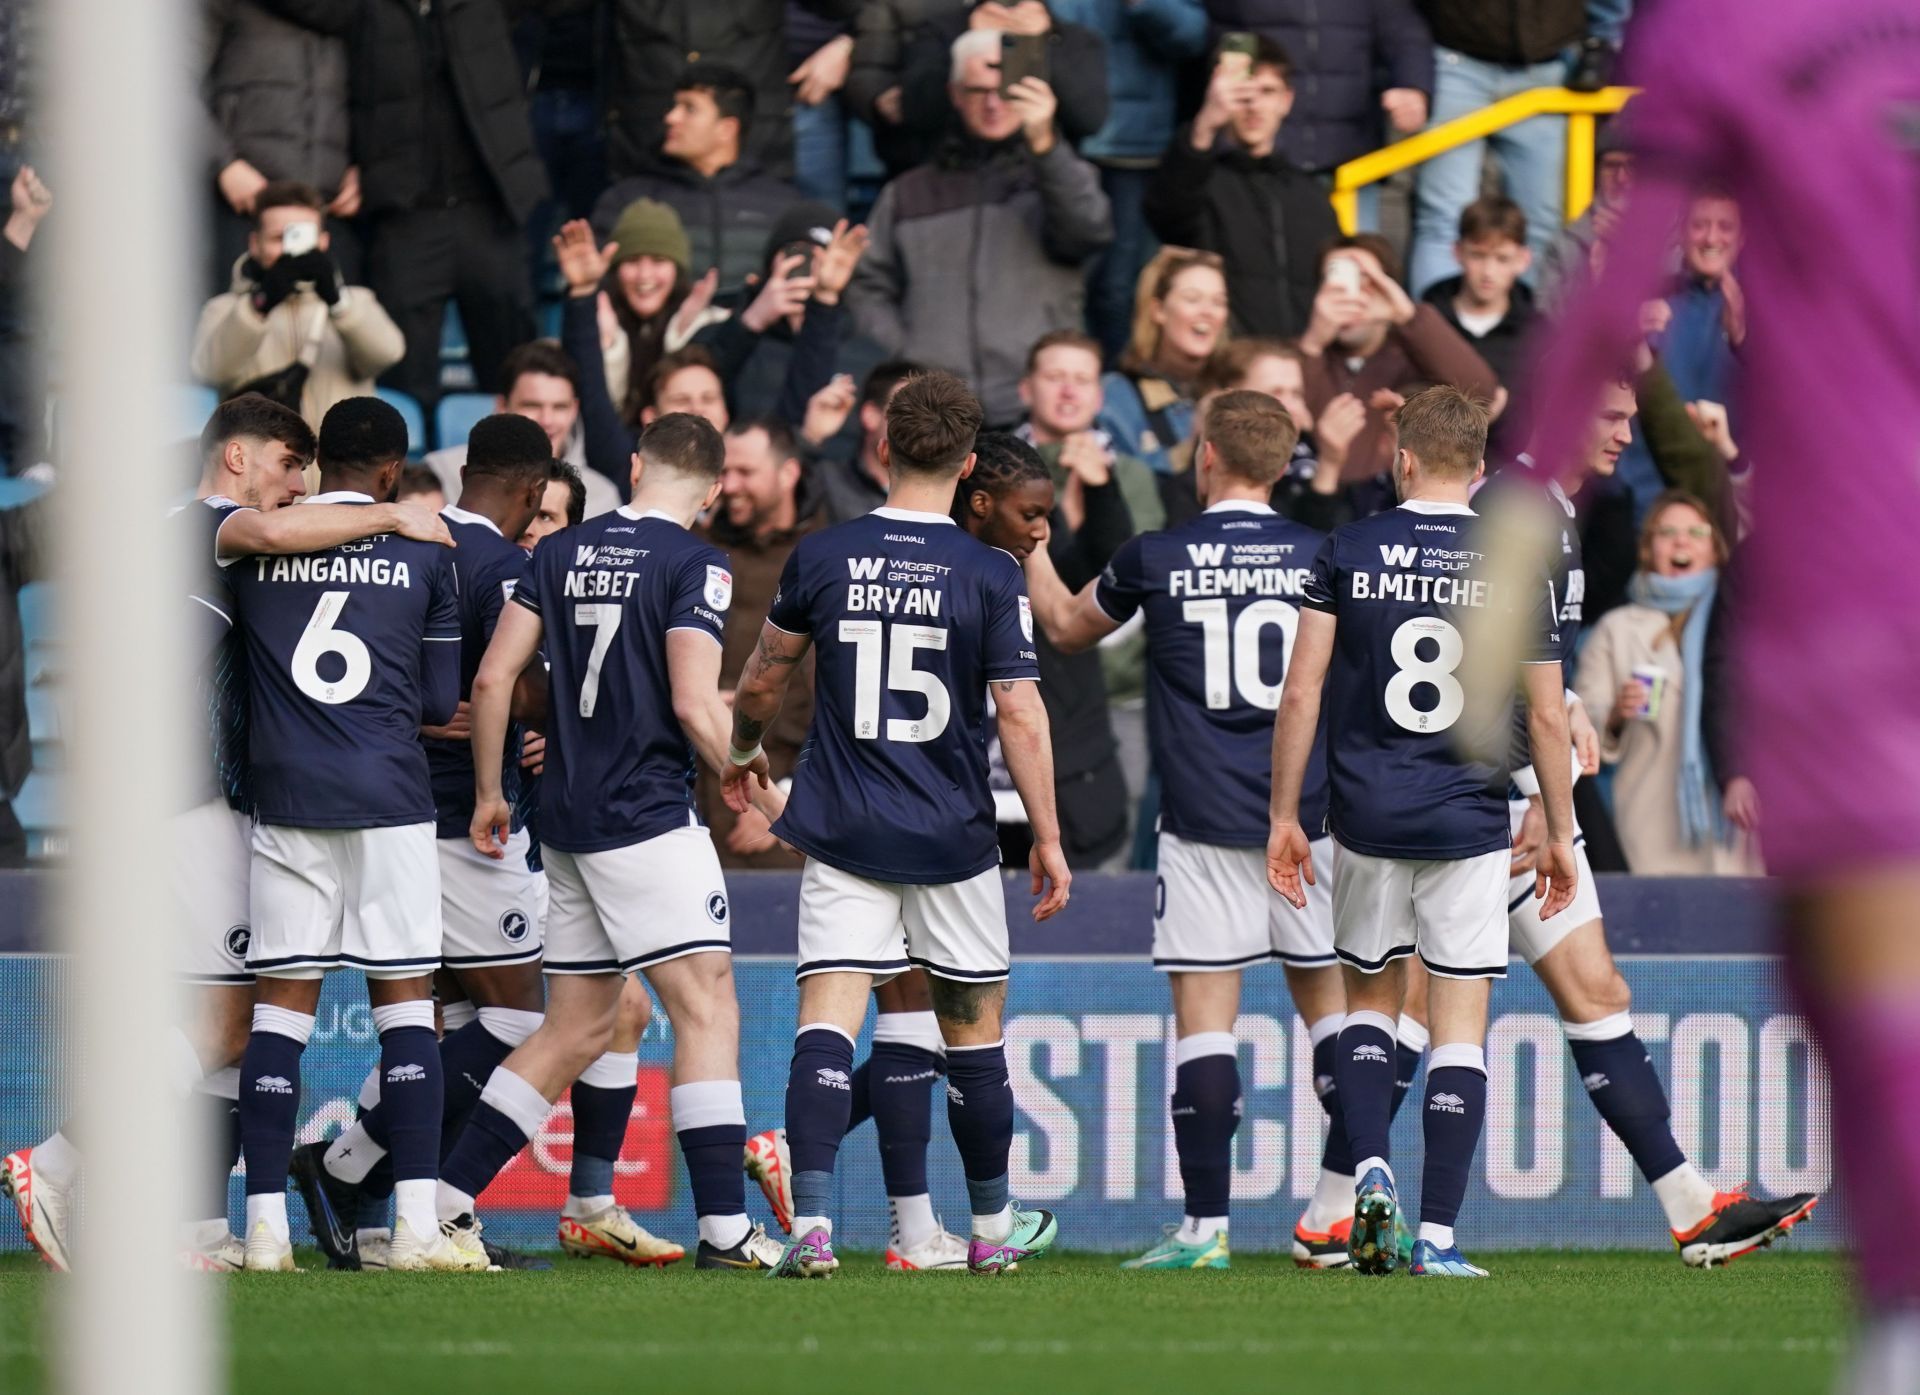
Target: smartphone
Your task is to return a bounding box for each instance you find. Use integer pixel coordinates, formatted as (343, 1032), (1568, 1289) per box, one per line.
(281, 220), (320, 258)
(998, 34), (1049, 97)
(1216, 31), (1258, 80)
(1324, 254), (1362, 295)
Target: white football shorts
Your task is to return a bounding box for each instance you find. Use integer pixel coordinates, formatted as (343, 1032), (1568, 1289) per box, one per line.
(542, 824), (730, 975)
(1506, 799), (1604, 966)
(1153, 831), (1335, 972)
(248, 822), (442, 979)
(796, 858), (1008, 983)
(1330, 840), (1509, 980)
(439, 829), (545, 970)
(172, 796), (255, 985)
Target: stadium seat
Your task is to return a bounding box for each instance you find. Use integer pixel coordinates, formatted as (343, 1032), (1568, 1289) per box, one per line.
(434, 393), (494, 455)
(174, 383), (221, 442)
(376, 387), (429, 458)
(439, 305), (476, 393)
(14, 768), (62, 860)
(537, 299), (564, 341)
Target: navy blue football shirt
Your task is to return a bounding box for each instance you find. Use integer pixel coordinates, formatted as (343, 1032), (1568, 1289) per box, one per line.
(768, 507), (1040, 884)
(178, 495), (254, 814)
(425, 505), (531, 839)
(1095, 502), (1329, 847)
(1303, 499), (1560, 860)
(226, 492), (461, 828)
(513, 506), (730, 853)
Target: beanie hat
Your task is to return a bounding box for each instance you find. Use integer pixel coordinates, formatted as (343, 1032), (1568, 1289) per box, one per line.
(762, 200), (840, 268)
(611, 199), (692, 277)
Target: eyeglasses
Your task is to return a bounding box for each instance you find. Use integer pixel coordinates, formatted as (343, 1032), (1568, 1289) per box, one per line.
(957, 85), (1002, 99)
(1654, 524), (1713, 542)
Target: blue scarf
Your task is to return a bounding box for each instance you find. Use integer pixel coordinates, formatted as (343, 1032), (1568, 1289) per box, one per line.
(1627, 567), (1725, 847)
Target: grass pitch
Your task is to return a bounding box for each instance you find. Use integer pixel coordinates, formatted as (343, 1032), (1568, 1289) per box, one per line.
(0, 1249), (1849, 1394)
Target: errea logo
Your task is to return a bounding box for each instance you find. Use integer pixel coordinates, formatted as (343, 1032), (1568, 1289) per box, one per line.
(386, 1063), (428, 1084)
(816, 1068), (851, 1091)
(1351, 1043), (1389, 1064)
(1429, 1092), (1467, 1114)
(1581, 1072), (1611, 1092)
(254, 1075), (293, 1095)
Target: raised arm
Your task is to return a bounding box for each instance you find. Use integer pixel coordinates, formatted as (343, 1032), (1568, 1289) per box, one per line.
(215, 500), (452, 561)
(1021, 536), (1121, 654)
(993, 676), (1070, 921)
(1267, 605), (1334, 906)
(721, 621), (812, 811)
(469, 601), (545, 858)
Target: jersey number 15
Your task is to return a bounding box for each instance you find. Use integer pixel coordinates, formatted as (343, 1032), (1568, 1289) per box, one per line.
(839, 619), (951, 744)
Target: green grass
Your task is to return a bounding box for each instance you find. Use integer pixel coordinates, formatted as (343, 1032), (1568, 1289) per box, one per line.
(0, 1249), (1850, 1394)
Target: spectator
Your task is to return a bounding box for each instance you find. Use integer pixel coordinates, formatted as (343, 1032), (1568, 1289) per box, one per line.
(396, 464), (447, 511)
(787, 3), (859, 204)
(520, 7), (607, 239)
(695, 416), (822, 866)
(844, 0), (957, 169)
(810, 357), (922, 520)
(1095, 246), (1227, 475)
(190, 182), (405, 436)
(1016, 330), (1163, 533)
(421, 340), (622, 519)
(1296, 233), (1497, 484)
(591, 63), (806, 298)
(603, 0), (863, 180)
(1144, 36), (1340, 341)
(352, 0), (546, 408)
(1042, 0), (1206, 361)
(1537, 116), (1632, 312)
(202, 0), (359, 292)
(518, 459), (588, 551)
(885, 4), (1112, 177)
(1199, 0), (1431, 206)
(845, 30), (1113, 426)
(0, 164), (49, 474)
(0, 473), (46, 865)
(1420, 195), (1537, 450)
(692, 201), (874, 423)
(1408, 0), (1586, 295)
(593, 198), (704, 429)
(1575, 489), (1760, 876)
(1657, 189), (1743, 416)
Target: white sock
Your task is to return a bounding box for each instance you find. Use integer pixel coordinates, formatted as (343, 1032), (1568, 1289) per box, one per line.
(1304, 1168), (1354, 1232)
(1355, 1155), (1394, 1191)
(394, 1179), (438, 1240)
(563, 1194), (614, 1220)
(1651, 1162), (1719, 1233)
(1417, 1222), (1454, 1250)
(436, 1181), (477, 1223)
(1395, 1014), (1431, 1055)
(791, 1214), (833, 1238)
(31, 1130), (80, 1189)
(1176, 1214), (1228, 1244)
(246, 1192), (289, 1245)
(889, 1193), (939, 1249)
(324, 1120), (386, 1183)
(972, 1205), (1012, 1242)
(698, 1213), (752, 1250)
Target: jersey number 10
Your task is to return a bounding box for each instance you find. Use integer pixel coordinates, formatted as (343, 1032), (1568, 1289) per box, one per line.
(1183, 599), (1298, 710)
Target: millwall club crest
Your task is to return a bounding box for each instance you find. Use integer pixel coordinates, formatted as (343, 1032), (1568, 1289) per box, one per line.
(705, 565), (733, 611)
(1018, 595), (1034, 643)
(224, 925), (252, 963)
(499, 909), (531, 944)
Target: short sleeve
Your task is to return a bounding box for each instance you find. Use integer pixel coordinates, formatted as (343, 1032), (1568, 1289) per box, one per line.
(426, 552), (460, 640)
(766, 544), (810, 636)
(982, 554), (1041, 683)
(1092, 534), (1149, 624)
(1302, 534), (1340, 613)
(667, 546), (730, 644)
(186, 496), (253, 570)
(1522, 569), (1563, 664)
(478, 549), (527, 642)
(514, 549), (544, 614)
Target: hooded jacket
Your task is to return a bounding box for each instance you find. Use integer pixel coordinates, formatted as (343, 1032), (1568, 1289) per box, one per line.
(589, 159), (805, 299)
(202, 0), (355, 194)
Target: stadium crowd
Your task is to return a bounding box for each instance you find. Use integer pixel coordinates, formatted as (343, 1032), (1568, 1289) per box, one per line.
(0, 0), (1760, 882)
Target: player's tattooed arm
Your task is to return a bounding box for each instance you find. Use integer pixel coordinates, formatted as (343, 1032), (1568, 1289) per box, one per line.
(722, 621), (811, 813)
(1020, 537), (1117, 654)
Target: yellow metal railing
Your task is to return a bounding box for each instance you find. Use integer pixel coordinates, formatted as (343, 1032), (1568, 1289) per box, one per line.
(1330, 86), (1636, 234)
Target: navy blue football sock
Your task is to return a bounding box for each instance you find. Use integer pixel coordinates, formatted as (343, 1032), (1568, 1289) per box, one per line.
(239, 1028), (306, 1201)
(785, 1026), (856, 1218)
(569, 1080), (636, 1199)
(1566, 1021), (1687, 1183)
(1310, 1028), (1354, 1177)
(435, 1019), (518, 1159)
(868, 1040), (940, 1199)
(843, 1059), (874, 1134)
(1420, 1047), (1489, 1230)
(1170, 1035), (1240, 1220)
(1391, 1041), (1425, 1121)
(441, 1068), (549, 1205)
(944, 1040), (1015, 1218)
(1334, 1012), (1398, 1170)
(376, 1022), (444, 1185)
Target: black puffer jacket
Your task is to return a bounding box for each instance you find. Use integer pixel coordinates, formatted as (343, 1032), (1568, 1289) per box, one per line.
(588, 159), (803, 297)
(604, 0), (863, 179)
(351, 0), (549, 224)
(1418, 0), (1582, 65)
(202, 0), (356, 193)
(1200, 0), (1432, 172)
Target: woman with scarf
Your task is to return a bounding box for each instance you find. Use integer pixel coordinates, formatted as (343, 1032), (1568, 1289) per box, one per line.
(1575, 490), (1761, 875)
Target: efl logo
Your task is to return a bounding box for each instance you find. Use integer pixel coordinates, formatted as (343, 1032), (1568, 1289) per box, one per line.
(480, 1066), (672, 1211)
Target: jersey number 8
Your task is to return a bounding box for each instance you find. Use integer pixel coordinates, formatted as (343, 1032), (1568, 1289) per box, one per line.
(1384, 616), (1465, 733)
(839, 619), (951, 743)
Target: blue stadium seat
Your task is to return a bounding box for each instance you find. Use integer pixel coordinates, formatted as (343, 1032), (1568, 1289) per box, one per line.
(0, 476), (45, 509)
(376, 387), (429, 458)
(537, 299), (563, 341)
(174, 383), (222, 442)
(17, 581), (50, 650)
(13, 769), (60, 859)
(434, 393), (494, 456)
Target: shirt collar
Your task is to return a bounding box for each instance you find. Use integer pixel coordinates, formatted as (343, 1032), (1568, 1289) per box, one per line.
(440, 503), (501, 537)
(1204, 499), (1276, 516)
(615, 506), (686, 525)
(305, 490), (374, 504)
(1398, 499), (1475, 516)
(873, 506), (955, 526)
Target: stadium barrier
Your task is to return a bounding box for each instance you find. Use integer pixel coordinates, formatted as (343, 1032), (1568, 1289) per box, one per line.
(0, 870), (1836, 1254)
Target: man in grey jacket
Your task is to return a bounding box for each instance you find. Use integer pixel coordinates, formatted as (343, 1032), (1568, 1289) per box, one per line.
(845, 28), (1113, 427)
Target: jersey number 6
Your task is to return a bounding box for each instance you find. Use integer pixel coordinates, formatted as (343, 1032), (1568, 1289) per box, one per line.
(292, 591), (372, 705)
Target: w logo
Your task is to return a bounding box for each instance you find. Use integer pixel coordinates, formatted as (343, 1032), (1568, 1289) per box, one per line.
(1185, 542), (1226, 568)
(847, 557), (884, 580)
(1379, 544), (1418, 567)
(574, 544), (600, 566)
